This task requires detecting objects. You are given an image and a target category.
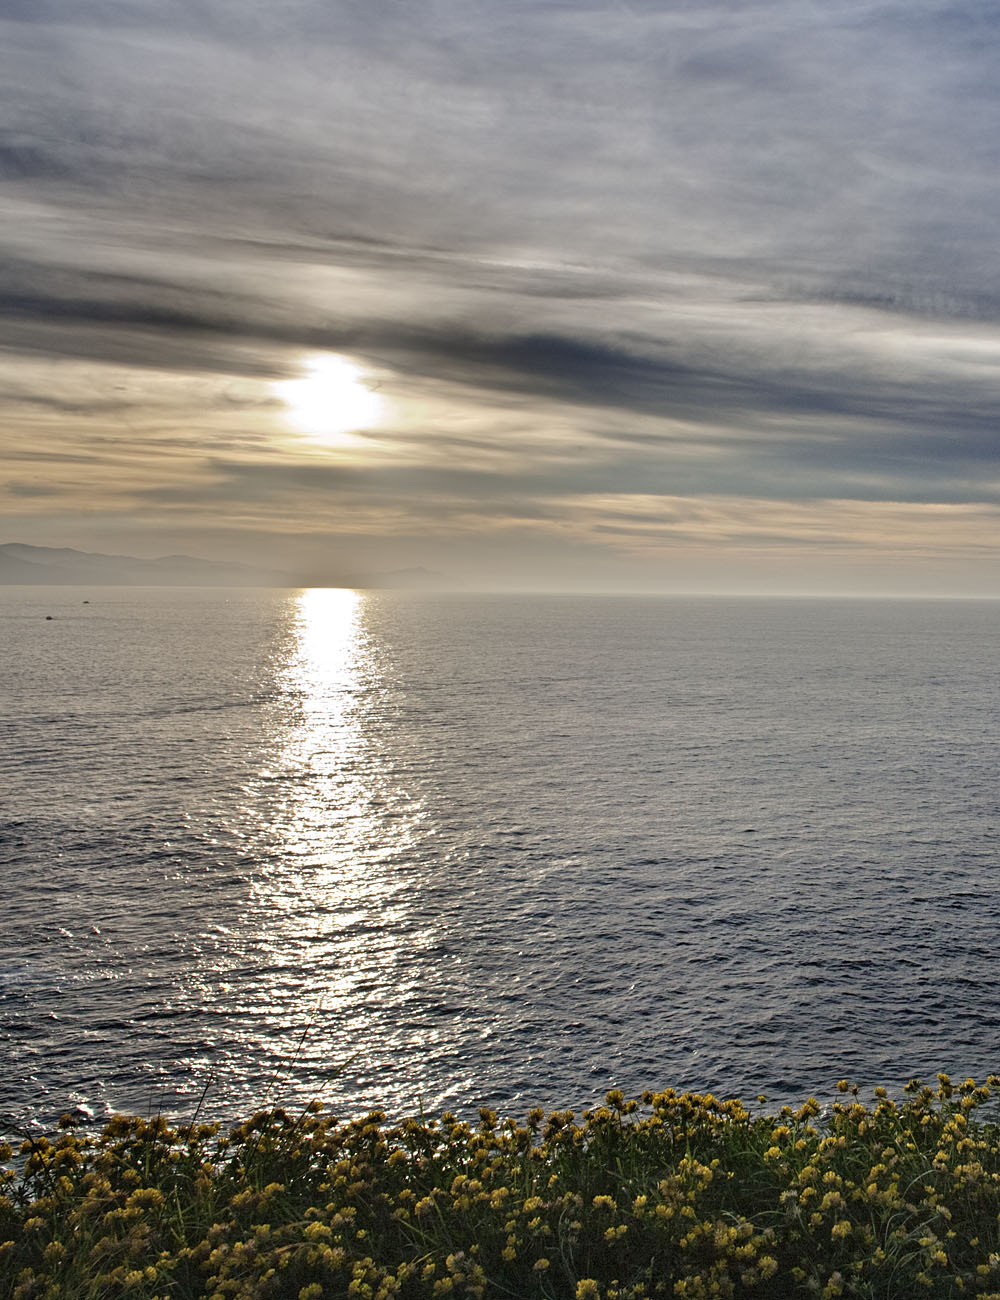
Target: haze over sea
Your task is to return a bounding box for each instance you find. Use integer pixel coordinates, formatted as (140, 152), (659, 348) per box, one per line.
(2, 587), (998, 1135)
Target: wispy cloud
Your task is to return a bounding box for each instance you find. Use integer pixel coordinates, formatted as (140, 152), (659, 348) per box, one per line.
(1, 0), (999, 590)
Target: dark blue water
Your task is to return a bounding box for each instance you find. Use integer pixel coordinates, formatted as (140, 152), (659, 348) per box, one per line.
(1, 588), (998, 1134)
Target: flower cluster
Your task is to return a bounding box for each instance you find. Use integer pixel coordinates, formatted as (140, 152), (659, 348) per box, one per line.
(4, 1076), (1000, 1298)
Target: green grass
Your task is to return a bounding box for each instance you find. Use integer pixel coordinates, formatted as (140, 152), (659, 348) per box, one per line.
(5, 1076), (1000, 1298)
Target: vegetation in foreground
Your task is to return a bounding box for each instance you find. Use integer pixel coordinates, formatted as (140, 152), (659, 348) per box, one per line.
(5, 1077), (1000, 1299)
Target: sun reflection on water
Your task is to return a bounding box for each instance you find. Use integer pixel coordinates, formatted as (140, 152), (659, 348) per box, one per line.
(264, 587), (418, 908)
(245, 588), (435, 1107)
(283, 586), (367, 814)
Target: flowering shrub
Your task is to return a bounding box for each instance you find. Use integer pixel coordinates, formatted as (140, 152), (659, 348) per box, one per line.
(3, 1075), (1000, 1297)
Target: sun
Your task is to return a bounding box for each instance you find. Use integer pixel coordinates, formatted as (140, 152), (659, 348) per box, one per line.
(275, 354), (382, 443)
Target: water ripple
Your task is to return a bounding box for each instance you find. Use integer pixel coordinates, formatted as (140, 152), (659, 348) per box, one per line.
(2, 589), (999, 1132)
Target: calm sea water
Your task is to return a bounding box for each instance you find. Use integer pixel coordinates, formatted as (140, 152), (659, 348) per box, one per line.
(1, 588), (999, 1134)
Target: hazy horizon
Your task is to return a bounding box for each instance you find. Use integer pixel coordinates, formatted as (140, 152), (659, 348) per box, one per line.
(2, 1), (999, 598)
(3, 538), (1000, 600)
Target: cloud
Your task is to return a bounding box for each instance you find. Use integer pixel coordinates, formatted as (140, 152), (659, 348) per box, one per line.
(1, 0), (999, 590)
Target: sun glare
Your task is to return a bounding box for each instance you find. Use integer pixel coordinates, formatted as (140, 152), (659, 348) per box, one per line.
(275, 354), (382, 444)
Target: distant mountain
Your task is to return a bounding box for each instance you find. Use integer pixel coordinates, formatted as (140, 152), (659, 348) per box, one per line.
(0, 543), (292, 587)
(0, 544), (455, 590)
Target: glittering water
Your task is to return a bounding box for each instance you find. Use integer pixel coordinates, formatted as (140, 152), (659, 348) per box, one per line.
(2, 588), (999, 1133)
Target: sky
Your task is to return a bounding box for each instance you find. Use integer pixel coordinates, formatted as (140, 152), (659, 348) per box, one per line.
(2, 0), (999, 594)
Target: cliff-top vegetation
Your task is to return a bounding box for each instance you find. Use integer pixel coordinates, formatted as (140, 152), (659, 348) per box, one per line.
(4, 1076), (1000, 1299)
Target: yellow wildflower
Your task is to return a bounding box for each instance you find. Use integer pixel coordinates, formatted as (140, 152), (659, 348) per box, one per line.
(126, 1187), (165, 1210)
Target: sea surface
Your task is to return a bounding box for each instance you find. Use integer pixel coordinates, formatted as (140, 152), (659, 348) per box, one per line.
(2, 588), (999, 1135)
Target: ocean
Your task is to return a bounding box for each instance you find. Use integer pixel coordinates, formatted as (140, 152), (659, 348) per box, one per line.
(1, 587), (998, 1135)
